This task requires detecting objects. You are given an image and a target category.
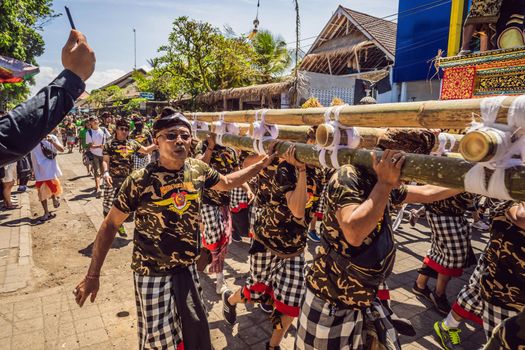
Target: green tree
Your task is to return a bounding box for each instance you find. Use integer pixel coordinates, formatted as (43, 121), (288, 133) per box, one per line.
(122, 97), (147, 114)
(105, 85), (125, 107)
(86, 89), (110, 109)
(132, 69), (183, 102)
(86, 86), (125, 109)
(0, 0), (58, 109)
(252, 30), (291, 83)
(152, 17), (258, 104)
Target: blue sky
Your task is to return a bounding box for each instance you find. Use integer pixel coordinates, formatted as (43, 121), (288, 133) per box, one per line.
(31, 0), (399, 94)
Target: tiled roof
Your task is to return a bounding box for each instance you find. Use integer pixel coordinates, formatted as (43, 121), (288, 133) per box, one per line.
(341, 6), (397, 57)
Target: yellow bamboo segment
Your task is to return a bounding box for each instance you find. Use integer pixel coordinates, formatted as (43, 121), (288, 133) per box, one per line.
(315, 124), (463, 152)
(248, 124), (312, 142)
(191, 97), (518, 129)
(209, 122), (251, 135)
(316, 124), (385, 148)
(194, 130), (525, 201)
(459, 130), (501, 162)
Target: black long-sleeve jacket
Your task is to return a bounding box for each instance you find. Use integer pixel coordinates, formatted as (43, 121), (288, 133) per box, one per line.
(0, 70), (85, 167)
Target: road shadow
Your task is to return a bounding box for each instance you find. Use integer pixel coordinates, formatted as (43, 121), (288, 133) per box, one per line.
(69, 193), (96, 201)
(0, 213), (10, 222)
(68, 175), (91, 182)
(2, 216), (40, 227)
(78, 237), (132, 257)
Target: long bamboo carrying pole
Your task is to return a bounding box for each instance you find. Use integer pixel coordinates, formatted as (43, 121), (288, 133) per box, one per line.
(194, 130), (525, 201)
(208, 122), (463, 152)
(191, 97), (518, 128)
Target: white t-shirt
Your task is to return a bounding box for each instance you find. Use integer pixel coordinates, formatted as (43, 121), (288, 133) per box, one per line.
(31, 135), (63, 182)
(86, 127), (110, 157)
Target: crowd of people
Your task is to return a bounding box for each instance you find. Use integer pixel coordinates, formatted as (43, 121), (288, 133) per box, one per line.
(0, 111), (157, 224)
(1, 29), (523, 350)
(70, 109), (525, 350)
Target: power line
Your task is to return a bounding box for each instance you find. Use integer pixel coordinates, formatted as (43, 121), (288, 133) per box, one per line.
(285, 0), (451, 46)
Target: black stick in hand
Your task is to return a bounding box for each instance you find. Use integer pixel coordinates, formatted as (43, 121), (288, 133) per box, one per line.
(65, 6), (76, 30)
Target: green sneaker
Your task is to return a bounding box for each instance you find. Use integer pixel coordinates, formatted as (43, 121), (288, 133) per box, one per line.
(118, 226), (127, 237)
(434, 321), (462, 350)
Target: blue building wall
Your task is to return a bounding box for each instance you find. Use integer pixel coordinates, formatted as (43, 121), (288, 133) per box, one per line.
(392, 0), (453, 83)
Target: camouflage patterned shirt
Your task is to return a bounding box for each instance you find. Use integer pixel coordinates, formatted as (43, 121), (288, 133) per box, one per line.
(485, 311), (525, 350)
(480, 201), (525, 312)
(113, 159), (221, 276)
(194, 141), (239, 206)
(424, 192), (478, 216)
(254, 161), (325, 257)
(251, 158), (279, 207)
(103, 139), (141, 178)
(130, 128), (153, 158)
(305, 165), (407, 308)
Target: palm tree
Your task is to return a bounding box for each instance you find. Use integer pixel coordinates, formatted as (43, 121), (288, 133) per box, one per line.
(252, 30), (292, 83)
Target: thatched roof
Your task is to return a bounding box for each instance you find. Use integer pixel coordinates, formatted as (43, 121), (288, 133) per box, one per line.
(196, 79), (295, 105)
(300, 5), (396, 75)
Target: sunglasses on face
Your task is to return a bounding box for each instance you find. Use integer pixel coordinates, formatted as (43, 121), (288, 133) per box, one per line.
(158, 132), (191, 141)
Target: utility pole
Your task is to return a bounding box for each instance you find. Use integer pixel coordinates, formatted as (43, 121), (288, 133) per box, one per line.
(133, 28), (137, 70)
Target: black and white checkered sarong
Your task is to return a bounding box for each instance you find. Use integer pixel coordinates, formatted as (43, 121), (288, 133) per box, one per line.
(482, 300), (518, 339)
(249, 206), (261, 234)
(102, 177), (126, 216)
(295, 289), (400, 350)
(134, 265), (209, 350)
(200, 204), (227, 246)
(455, 251), (487, 318)
(133, 154), (150, 170)
(229, 187), (248, 210)
(426, 212), (472, 269)
(244, 249), (305, 312)
(315, 184), (328, 216)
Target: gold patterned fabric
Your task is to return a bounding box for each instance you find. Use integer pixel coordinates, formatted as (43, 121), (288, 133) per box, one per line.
(480, 201), (525, 312)
(103, 139), (141, 178)
(114, 159), (220, 276)
(253, 162), (325, 257)
(130, 128), (153, 159)
(441, 66), (477, 100)
(194, 142), (239, 206)
(466, 0), (503, 25)
(425, 192), (478, 216)
(305, 165), (407, 308)
(484, 311), (525, 349)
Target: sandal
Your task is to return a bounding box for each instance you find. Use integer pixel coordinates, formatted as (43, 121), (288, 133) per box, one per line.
(36, 212), (56, 224)
(53, 197), (61, 208)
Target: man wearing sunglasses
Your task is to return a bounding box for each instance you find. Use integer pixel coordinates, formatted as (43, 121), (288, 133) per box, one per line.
(101, 117), (156, 237)
(74, 110), (277, 350)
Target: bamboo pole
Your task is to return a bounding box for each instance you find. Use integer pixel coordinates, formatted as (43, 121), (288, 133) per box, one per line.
(209, 122), (251, 136)
(194, 130), (525, 201)
(316, 124), (463, 152)
(316, 125), (386, 148)
(191, 97), (518, 129)
(207, 122), (312, 142)
(248, 124), (312, 142)
(459, 130), (501, 162)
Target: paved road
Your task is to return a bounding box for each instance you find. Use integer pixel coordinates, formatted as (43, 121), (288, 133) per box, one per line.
(0, 151), (487, 349)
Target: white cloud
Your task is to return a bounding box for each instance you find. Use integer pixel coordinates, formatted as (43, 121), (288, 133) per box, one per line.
(30, 66), (58, 96)
(85, 68), (127, 92)
(30, 66), (127, 96)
